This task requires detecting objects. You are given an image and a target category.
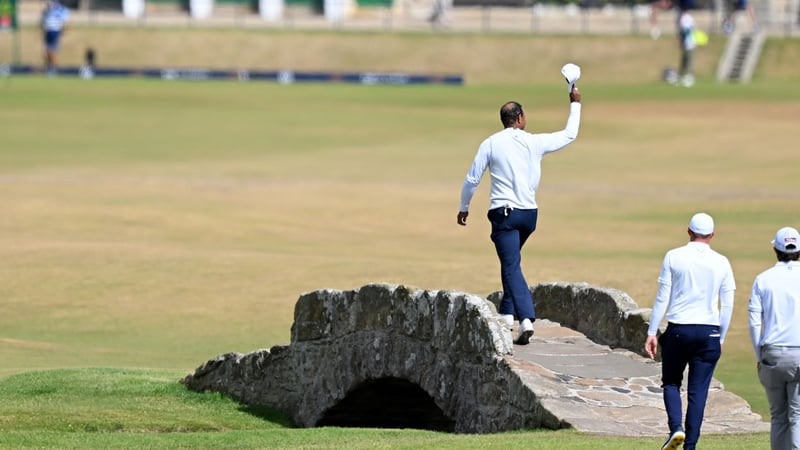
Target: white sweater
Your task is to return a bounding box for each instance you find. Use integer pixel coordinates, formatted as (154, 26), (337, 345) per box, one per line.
(460, 102), (581, 212)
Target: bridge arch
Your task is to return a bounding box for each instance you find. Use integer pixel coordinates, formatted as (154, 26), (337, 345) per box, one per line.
(316, 376), (455, 432)
(183, 283), (560, 433)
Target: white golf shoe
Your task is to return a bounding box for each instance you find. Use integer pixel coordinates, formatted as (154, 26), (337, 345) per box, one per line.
(515, 318), (534, 345)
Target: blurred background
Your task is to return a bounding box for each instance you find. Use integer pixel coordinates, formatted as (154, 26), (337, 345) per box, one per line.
(7, 0), (800, 36)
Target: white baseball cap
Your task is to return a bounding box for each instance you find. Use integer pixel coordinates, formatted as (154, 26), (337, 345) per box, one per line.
(772, 227), (800, 253)
(688, 213), (714, 235)
(561, 63), (581, 92)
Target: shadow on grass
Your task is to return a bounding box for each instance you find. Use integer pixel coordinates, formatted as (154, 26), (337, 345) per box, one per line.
(238, 404), (295, 428)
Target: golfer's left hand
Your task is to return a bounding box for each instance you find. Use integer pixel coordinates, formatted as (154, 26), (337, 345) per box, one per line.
(457, 211), (469, 226)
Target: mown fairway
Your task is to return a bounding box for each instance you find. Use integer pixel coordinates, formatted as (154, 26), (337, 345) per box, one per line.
(1, 29), (799, 448)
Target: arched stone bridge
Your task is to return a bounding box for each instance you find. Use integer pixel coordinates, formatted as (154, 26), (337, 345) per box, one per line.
(181, 283), (768, 435)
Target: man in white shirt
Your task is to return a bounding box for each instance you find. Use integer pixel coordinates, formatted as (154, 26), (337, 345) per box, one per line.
(749, 226), (800, 450)
(457, 85), (581, 345)
(644, 212), (735, 450)
(676, 10), (697, 87)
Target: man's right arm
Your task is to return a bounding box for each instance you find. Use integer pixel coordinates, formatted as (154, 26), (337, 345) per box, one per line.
(748, 280), (764, 363)
(648, 281), (671, 336)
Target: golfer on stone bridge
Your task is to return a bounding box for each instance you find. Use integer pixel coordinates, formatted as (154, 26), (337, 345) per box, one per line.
(457, 85), (581, 345)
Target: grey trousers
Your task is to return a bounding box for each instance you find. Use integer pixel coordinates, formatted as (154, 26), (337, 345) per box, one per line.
(759, 345), (800, 450)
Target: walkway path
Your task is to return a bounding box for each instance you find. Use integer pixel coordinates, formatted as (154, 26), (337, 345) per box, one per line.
(509, 319), (769, 436)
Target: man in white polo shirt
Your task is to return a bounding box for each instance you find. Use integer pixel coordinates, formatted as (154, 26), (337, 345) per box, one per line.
(644, 212), (735, 450)
(749, 226), (800, 450)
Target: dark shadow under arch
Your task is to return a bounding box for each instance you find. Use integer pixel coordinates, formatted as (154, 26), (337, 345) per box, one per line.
(316, 377), (455, 432)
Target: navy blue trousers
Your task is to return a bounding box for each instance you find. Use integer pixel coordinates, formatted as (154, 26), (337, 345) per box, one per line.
(659, 323), (722, 450)
(487, 207), (538, 321)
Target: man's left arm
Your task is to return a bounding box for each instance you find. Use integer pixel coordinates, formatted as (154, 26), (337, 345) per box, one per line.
(718, 289), (735, 344)
(718, 261), (736, 344)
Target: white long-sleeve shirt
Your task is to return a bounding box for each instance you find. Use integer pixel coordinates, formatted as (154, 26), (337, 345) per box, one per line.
(748, 261), (800, 362)
(679, 12), (696, 51)
(459, 102), (581, 212)
(647, 241), (736, 343)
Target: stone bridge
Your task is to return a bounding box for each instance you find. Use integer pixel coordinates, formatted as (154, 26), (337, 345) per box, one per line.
(181, 282), (768, 435)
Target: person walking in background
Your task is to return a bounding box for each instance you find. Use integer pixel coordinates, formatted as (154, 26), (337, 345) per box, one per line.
(428, 0), (452, 28)
(41, 0), (70, 75)
(722, 0), (760, 34)
(748, 226), (800, 450)
(648, 0), (673, 39)
(457, 84), (581, 346)
(675, 8), (696, 87)
(644, 212), (736, 450)
(649, 0), (697, 39)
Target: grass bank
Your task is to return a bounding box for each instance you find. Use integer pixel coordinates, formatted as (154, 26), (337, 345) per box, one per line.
(0, 368), (771, 448)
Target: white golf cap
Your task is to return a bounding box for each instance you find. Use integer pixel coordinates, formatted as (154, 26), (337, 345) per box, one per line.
(561, 63), (581, 92)
(688, 213), (714, 235)
(772, 227), (800, 253)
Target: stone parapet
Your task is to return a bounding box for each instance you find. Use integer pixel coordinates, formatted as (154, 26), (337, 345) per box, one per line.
(489, 282), (656, 357)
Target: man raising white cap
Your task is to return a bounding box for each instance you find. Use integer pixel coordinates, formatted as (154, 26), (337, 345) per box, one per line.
(645, 212), (736, 450)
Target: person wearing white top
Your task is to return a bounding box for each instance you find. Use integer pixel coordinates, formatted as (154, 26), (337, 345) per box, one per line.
(644, 212), (735, 450)
(457, 85), (581, 345)
(749, 226), (800, 450)
(676, 10), (696, 87)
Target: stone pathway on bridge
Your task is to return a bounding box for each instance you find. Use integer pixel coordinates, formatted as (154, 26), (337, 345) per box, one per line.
(507, 319), (769, 437)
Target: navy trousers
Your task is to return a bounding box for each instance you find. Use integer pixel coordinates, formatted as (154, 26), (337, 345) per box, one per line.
(659, 323), (722, 450)
(487, 207), (538, 321)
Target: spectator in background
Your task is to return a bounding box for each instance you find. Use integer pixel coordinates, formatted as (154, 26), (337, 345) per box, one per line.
(748, 227), (800, 450)
(428, 0), (452, 28)
(80, 47), (96, 80)
(722, 0), (760, 34)
(41, 0), (70, 75)
(675, 8), (696, 87)
(649, 0), (695, 39)
(649, 0), (673, 39)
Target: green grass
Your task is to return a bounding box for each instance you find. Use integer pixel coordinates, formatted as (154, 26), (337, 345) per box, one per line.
(1, 42), (798, 447)
(0, 368), (291, 433)
(0, 369), (771, 449)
